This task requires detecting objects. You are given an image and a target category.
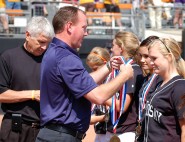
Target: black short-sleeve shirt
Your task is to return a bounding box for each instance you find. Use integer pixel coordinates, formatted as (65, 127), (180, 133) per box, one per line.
(0, 46), (42, 121)
(144, 76), (185, 142)
(107, 63), (144, 133)
(139, 75), (163, 118)
(137, 75), (163, 142)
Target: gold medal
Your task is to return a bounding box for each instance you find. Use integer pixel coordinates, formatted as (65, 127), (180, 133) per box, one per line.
(109, 135), (120, 142)
(135, 123), (142, 136)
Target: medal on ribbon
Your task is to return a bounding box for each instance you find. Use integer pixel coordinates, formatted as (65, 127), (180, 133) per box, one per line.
(110, 56), (134, 133)
(135, 121), (142, 136)
(136, 74), (157, 137)
(109, 135), (121, 142)
(138, 74), (157, 121)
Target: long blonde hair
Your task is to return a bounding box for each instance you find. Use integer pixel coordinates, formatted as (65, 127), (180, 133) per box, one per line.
(149, 38), (185, 78)
(114, 31), (140, 60)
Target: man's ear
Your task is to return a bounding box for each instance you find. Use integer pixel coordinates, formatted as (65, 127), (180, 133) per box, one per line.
(66, 22), (73, 33)
(25, 31), (31, 41)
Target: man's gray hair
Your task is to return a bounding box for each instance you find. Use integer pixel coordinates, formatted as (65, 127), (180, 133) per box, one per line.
(26, 16), (54, 38)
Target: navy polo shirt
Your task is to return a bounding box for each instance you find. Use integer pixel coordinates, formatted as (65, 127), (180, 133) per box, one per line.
(40, 37), (97, 133)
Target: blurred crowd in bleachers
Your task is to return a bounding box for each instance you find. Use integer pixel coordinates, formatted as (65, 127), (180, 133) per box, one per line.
(0, 0), (184, 36)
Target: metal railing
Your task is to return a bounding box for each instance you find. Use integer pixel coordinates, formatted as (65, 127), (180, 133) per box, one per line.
(0, 1), (184, 40)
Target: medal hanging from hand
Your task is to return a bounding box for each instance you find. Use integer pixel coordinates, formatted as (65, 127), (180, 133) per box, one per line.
(109, 68), (124, 142)
(110, 57), (133, 141)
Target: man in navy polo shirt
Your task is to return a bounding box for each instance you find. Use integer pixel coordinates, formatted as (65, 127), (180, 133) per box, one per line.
(36, 6), (133, 142)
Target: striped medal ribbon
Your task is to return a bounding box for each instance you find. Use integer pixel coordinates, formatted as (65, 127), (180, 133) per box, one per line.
(110, 56), (134, 133)
(138, 73), (158, 121)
